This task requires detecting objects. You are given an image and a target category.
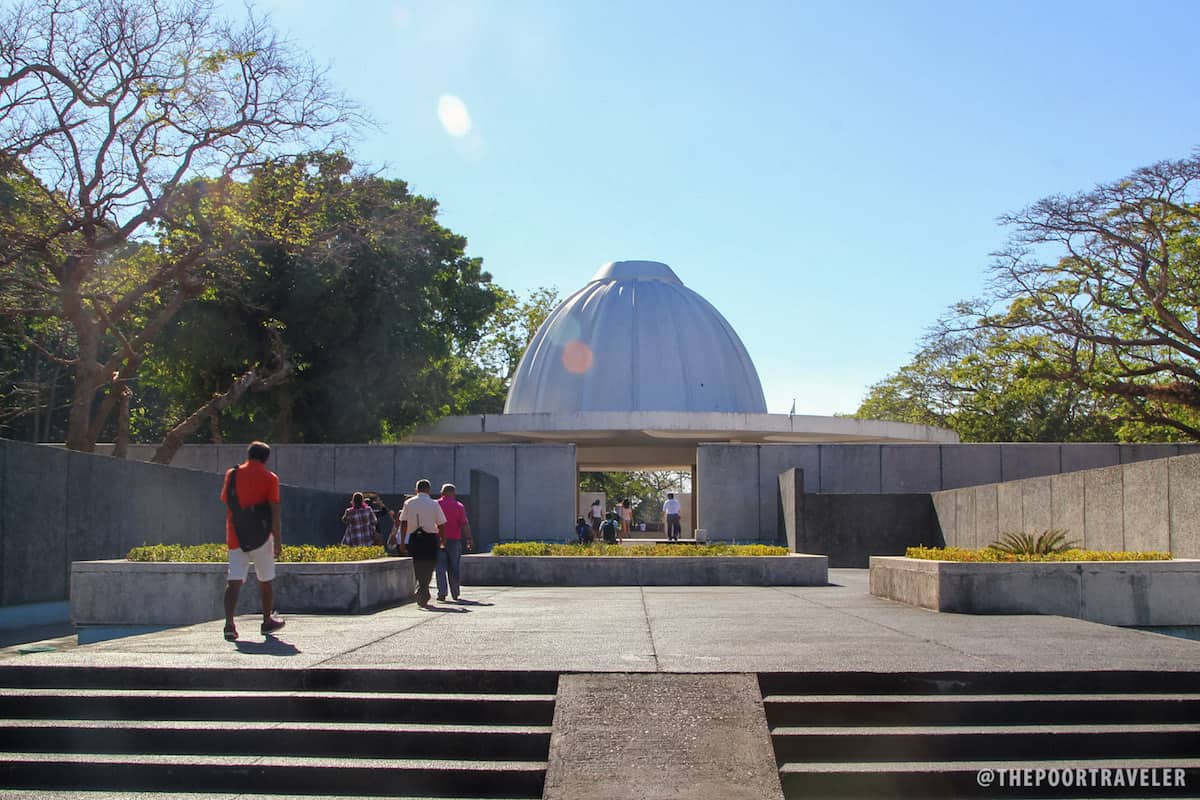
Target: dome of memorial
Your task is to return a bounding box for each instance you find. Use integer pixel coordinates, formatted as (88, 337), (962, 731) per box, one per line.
(504, 260), (768, 414)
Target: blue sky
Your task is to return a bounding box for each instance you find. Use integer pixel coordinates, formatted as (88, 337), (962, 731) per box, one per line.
(229, 0), (1200, 414)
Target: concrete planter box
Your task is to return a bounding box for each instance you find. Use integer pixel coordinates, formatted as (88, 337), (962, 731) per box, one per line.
(462, 553), (828, 586)
(71, 558), (416, 627)
(869, 556), (1200, 626)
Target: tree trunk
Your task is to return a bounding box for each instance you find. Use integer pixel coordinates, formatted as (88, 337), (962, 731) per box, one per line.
(113, 384), (131, 459)
(152, 369), (260, 465)
(65, 376), (101, 452)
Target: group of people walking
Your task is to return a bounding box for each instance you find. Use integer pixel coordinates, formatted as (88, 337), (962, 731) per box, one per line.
(342, 480), (474, 608)
(577, 493), (685, 544)
(218, 441), (476, 643)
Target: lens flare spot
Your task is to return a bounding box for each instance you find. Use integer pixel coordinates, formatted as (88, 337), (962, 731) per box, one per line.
(437, 94), (472, 137)
(562, 340), (593, 374)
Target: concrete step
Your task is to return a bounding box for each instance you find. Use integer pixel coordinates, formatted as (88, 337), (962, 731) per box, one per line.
(771, 722), (1200, 762)
(0, 665), (559, 694)
(759, 670), (1200, 696)
(779, 758), (1200, 799)
(0, 688), (557, 725)
(0, 794), (527, 800)
(0, 719), (553, 761)
(1, 752), (547, 798)
(762, 693), (1200, 725)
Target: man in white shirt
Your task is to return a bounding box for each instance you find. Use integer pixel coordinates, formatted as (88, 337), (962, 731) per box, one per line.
(395, 479), (447, 607)
(663, 493), (682, 542)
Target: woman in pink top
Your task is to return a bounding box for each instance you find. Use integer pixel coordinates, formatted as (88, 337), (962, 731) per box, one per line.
(435, 483), (474, 601)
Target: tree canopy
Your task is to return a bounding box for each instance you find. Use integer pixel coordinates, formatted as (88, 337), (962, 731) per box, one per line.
(857, 152), (1200, 442)
(0, 0), (353, 452)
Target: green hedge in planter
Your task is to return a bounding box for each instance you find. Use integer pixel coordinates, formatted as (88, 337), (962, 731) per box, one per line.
(126, 543), (387, 562)
(905, 546), (1171, 563)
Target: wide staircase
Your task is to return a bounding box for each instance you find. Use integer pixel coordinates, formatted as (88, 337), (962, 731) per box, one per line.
(761, 671), (1200, 799)
(0, 665), (556, 799)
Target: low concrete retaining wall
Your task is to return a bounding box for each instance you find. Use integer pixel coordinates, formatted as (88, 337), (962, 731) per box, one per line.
(71, 558), (416, 626)
(462, 554), (828, 586)
(869, 556), (1200, 626)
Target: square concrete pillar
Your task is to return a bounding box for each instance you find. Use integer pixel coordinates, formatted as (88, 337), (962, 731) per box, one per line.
(777, 468), (804, 552)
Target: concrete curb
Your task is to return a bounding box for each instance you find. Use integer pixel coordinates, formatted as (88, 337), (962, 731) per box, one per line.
(869, 556), (1200, 625)
(462, 553), (828, 586)
(71, 558), (416, 626)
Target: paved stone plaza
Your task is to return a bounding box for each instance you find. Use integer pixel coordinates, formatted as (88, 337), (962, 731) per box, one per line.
(6, 571), (1199, 673)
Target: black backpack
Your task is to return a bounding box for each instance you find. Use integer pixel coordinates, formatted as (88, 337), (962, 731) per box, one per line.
(225, 465), (273, 552)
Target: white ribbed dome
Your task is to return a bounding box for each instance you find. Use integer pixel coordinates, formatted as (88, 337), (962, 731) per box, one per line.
(504, 261), (768, 414)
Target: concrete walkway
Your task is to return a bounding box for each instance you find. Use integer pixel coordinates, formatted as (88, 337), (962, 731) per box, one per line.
(4, 571), (1198, 674)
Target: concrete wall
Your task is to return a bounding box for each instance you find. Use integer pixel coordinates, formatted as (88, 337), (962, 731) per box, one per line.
(933, 452), (1200, 557)
(112, 442), (578, 542)
(696, 442), (1200, 543)
(1, 438), (348, 607)
(794, 494), (939, 569)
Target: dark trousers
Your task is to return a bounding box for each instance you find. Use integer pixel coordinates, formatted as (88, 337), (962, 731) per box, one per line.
(408, 531), (439, 605)
(667, 514), (682, 541)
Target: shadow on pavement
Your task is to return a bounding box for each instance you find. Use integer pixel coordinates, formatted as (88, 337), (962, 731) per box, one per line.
(234, 636), (302, 656)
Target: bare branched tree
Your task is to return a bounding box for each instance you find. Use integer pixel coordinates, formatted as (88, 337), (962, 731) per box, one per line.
(0, 0), (356, 451)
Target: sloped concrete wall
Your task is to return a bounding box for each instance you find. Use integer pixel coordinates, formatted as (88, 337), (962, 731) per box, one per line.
(1, 439), (346, 606)
(697, 442), (1200, 543)
(933, 452), (1200, 557)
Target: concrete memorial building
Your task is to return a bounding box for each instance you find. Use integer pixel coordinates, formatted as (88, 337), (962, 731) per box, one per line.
(413, 259), (954, 515)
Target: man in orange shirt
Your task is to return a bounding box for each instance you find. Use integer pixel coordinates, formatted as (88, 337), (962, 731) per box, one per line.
(219, 441), (285, 641)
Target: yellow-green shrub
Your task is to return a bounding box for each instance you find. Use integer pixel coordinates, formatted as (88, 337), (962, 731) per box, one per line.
(904, 546), (1171, 563)
(126, 544), (386, 562)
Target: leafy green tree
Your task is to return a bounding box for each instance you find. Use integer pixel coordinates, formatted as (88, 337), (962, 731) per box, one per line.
(856, 322), (1123, 442)
(0, 0), (353, 452)
(980, 153), (1200, 439)
(141, 154), (502, 458)
(859, 153), (1200, 442)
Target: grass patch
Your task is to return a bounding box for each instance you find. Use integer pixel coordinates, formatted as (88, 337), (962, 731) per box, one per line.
(491, 542), (789, 557)
(905, 546), (1172, 563)
(127, 543), (386, 562)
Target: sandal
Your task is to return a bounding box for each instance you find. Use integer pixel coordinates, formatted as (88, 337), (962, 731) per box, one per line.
(223, 624), (238, 642)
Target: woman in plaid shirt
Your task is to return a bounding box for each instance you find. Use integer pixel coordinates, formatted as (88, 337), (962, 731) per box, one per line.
(341, 492), (379, 546)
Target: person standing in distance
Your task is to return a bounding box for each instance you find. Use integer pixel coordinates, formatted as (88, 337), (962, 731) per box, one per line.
(220, 441), (285, 641)
(396, 479), (446, 607)
(588, 497), (603, 539)
(435, 483), (473, 602)
(341, 492), (379, 546)
(663, 492), (682, 543)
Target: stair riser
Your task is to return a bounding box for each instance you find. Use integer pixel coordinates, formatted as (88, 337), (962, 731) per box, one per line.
(764, 700), (1200, 726)
(0, 667), (559, 695)
(759, 672), (1200, 697)
(0, 727), (551, 760)
(773, 731), (1200, 763)
(0, 696), (555, 725)
(2, 761), (547, 798)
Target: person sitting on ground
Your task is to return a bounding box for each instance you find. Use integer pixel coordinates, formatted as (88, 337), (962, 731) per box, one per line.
(600, 511), (620, 544)
(575, 516), (593, 544)
(341, 492), (379, 546)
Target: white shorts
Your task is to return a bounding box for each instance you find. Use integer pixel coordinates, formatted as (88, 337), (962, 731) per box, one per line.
(227, 535), (276, 582)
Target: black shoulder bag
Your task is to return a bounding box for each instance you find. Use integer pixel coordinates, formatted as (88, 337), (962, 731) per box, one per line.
(225, 465), (273, 552)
